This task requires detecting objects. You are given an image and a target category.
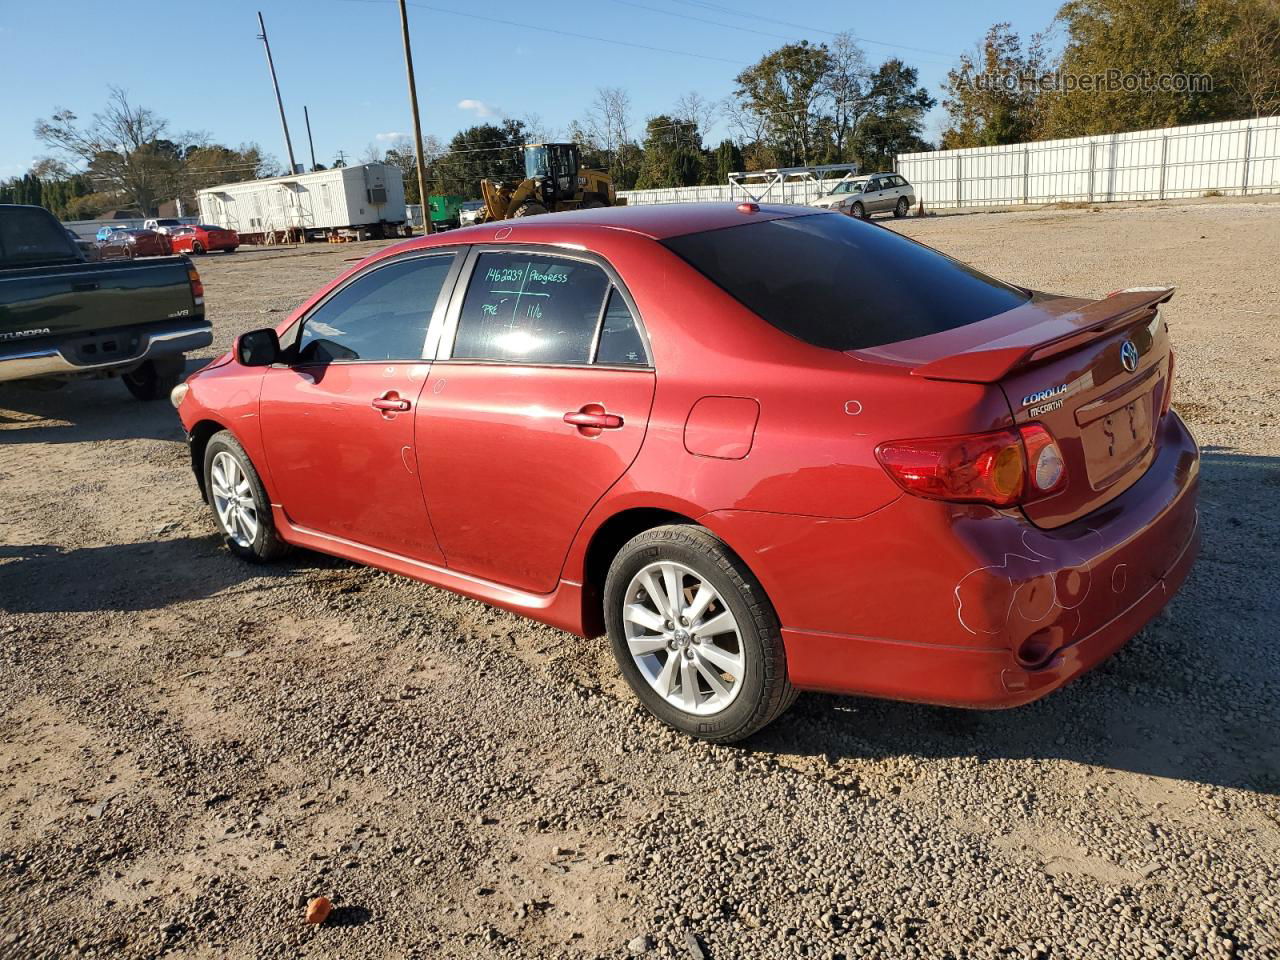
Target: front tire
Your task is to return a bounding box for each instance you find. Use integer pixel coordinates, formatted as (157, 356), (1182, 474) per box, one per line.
(604, 525), (795, 742)
(192, 241), (204, 255)
(202, 431), (289, 562)
(851, 201), (866, 219)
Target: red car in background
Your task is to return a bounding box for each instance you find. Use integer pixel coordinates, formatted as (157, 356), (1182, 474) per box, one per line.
(168, 224), (239, 255)
(174, 204), (1199, 743)
(97, 228), (171, 259)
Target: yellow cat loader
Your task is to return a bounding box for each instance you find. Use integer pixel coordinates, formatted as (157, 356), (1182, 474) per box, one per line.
(478, 143), (624, 222)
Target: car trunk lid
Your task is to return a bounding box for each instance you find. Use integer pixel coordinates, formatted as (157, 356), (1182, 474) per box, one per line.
(855, 288), (1175, 528)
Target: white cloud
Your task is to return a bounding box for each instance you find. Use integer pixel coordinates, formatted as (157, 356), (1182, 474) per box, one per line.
(457, 99), (498, 118)
(375, 131), (409, 142)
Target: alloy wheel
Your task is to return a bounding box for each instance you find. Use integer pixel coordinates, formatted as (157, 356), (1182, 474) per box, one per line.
(209, 451), (259, 548)
(622, 560), (745, 715)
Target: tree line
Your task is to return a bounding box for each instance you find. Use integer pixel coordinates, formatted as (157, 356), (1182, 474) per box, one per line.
(15, 0), (1280, 216)
(941, 0), (1280, 148)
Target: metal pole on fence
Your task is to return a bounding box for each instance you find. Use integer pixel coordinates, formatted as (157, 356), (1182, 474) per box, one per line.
(1158, 135), (1167, 201)
(956, 156), (963, 208)
(1087, 142), (1095, 204)
(1242, 126), (1253, 196)
(1022, 148), (1029, 205)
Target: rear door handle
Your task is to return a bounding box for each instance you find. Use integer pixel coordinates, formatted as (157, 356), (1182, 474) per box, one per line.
(372, 393), (411, 412)
(564, 407), (623, 431)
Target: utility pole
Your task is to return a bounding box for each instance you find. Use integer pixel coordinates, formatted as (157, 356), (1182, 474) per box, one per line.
(304, 106), (317, 172)
(257, 11), (298, 175)
(397, 0), (432, 233)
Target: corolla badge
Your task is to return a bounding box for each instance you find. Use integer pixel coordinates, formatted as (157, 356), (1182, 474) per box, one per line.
(1021, 383), (1068, 408)
(1120, 340), (1139, 373)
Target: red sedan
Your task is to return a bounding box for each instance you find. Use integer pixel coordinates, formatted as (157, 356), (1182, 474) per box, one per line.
(97, 228), (171, 259)
(174, 204), (1199, 742)
(168, 224), (239, 255)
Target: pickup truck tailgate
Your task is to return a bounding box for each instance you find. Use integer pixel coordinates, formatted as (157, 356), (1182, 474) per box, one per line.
(0, 256), (200, 343)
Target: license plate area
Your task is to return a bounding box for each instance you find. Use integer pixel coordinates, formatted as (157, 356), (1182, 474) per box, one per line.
(1081, 392), (1154, 490)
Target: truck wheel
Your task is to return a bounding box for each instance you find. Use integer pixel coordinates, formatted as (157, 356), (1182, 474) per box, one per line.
(121, 357), (184, 402)
(604, 524), (796, 743)
(513, 202), (548, 217)
(203, 431), (289, 562)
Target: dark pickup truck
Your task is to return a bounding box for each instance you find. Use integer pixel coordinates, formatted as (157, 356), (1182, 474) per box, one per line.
(0, 204), (211, 400)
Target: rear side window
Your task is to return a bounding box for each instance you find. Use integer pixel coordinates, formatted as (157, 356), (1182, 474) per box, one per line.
(595, 289), (647, 366)
(453, 252), (609, 364)
(297, 254), (454, 363)
(0, 207), (78, 267)
(662, 213), (1029, 351)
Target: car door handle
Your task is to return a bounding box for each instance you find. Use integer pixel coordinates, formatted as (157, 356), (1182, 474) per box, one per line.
(372, 393), (411, 412)
(564, 408), (623, 430)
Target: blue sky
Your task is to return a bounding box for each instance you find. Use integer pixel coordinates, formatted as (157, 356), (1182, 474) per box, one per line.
(0, 0), (1063, 180)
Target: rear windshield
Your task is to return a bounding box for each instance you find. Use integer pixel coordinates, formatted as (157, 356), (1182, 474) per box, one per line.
(0, 206), (79, 267)
(661, 213), (1029, 351)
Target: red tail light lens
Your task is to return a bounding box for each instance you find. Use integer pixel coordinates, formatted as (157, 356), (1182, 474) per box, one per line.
(1161, 348), (1175, 418)
(876, 424), (1067, 507)
(188, 267), (204, 302)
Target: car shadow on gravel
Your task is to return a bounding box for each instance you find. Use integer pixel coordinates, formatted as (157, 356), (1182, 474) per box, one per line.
(750, 448), (1280, 798)
(0, 362), (207, 445)
(0, 535), (355, 614)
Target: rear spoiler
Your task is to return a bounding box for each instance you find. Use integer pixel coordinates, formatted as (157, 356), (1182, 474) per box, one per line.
(911, 287), (1174, 383)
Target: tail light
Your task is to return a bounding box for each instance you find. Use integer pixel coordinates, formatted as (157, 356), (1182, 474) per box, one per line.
(1161, 348), (1175, 418)
(876, 424), (1067, 508)
(188, 266), (204, 305)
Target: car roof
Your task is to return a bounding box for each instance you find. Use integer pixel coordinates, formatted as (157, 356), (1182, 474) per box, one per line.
(429, 202), (825, 242)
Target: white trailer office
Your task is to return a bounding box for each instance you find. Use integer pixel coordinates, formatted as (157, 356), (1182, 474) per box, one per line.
(196, 163), (407, 243)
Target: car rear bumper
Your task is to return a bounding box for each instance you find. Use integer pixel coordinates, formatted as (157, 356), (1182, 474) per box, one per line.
(703, 410), (1201, 708)
(780, 503), (1198, 707)
(0, 319), (212, 383)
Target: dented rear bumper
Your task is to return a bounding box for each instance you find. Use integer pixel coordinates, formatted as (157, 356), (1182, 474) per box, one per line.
(702, 411), (1201, 708)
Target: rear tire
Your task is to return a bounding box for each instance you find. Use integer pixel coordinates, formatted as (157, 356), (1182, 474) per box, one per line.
(894, 197), (908, 218)
(202, 431), (289, 562)
(604, 525), (796, 743)
(512, 202), (548, 217)
(121, 357), (184, 402)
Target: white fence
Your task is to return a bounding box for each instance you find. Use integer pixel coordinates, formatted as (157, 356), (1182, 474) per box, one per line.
(897, 117), (1280, 209)
(619, 116), (1280, 211)
(619, 180), (840, 206)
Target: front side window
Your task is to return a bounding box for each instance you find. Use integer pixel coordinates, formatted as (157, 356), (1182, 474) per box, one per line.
(296, 254), (454, 364)
(453, 252), (609, 364)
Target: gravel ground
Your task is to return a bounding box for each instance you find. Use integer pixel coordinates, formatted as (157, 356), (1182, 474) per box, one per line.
(1, 202), (1278, 960)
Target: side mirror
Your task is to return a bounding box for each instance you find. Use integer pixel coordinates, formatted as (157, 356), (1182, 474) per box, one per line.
(237, 328), (280, 367)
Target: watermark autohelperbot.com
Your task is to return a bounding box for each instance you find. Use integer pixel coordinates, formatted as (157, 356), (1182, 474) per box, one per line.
(961, 70), (1214, 95)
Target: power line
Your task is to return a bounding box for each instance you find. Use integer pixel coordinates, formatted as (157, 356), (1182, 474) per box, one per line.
(664, 0), (959, 61)
(604, 0), (798, 43)
(332, 0), (749, 65)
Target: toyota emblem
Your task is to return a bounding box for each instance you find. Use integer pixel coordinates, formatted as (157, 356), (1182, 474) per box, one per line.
(1120, 340), (1139, 373)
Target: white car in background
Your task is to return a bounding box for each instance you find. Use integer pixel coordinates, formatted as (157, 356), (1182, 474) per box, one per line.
(810, 173), (916, 219)
(458, 200), (486, 227)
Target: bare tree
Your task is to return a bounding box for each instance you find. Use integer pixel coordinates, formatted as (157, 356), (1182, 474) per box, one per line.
(1222, 0), (1280, 117)
(586, 87), (633, 160)
(34, 87), (187, 215)
(519, 112), (557, 144)
(673, 91), (722, 140)
(360, 142), (383, 165)
(823, 32), (872, 161)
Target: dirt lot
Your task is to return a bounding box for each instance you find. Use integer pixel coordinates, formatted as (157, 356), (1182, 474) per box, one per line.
(2, 202), (1279, 960)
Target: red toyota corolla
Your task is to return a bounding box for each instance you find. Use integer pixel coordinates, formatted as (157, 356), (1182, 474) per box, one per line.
(174, 204), (1200, 741)
(168, 224), (239, 255)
